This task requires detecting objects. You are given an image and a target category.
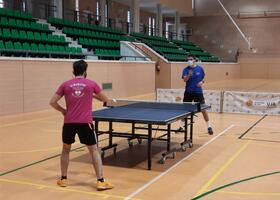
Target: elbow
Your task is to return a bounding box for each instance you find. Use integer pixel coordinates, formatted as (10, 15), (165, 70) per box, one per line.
(49, 100), (55, 108)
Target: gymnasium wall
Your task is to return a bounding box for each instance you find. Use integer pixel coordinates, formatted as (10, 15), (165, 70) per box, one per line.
(182, 0), (280, 61)
(239, 55), (280, 79)
(157, 62), (240, 89)
(153, 0), (193, 15)
(182, 16), (280, 58)
(0, 59), (155, 116)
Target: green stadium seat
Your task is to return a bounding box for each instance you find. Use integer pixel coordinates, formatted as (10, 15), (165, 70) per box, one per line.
(65, 46), (71, 53)
(16, 19), (24, 28)
(11, 29), (20, 39)
(38, 44), (46, 52)
(45, 44), (53, 52)
(0, 17), (8, 26)
(58, 46), (65, 52)
(52, 45), (59, 52)
(32, 23), (43, 30)
(23, 20), (30, 28)
(76, 47), (82, 53)
(0, 41), (5, 49)
(8, 18), (17, 27)
(41, 33), (48, 41)
(48, 34), (54, 43)
(42, 24), (49, 31)
(0, 8), (7, 16)
(27, 31), (34, 41)
(14, 42), (23, 50)
(31, 43), (38, 51)
(22, 42), (30, 50)
(3, 28), (11, 39)
(19, 30), (27, 40)
(5, 41), (14, 50)
(34, 32), (41, 41)
(13, 10), (21, 18)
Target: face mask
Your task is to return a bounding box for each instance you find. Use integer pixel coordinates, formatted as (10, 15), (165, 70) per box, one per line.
(188, 60), (195, 67)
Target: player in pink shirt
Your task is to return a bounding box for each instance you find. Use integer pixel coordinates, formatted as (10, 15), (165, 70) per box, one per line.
(50, 60), (114, 190)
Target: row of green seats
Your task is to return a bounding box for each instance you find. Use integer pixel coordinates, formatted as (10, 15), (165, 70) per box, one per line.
(190, 50), (211, 56)
(0, 28), (67, 44)
(199, 56), (220, 62)
(172, 39), (196, 47)
(0, 8), (33, 21)
(78, 38), (119, 49)
(154, 47), (187, 55)
(63, 28), (124, 41)
(180, 45), (202, 51)
(48, 17), (124, 35)
(0, 17), (50, 32)
(143, 39), (177, 48)
(164, 53), (187, 61)
(95, 49), (120, 56)
(124, 36), (136, 42)
(0, 41), (82, 54)
(131, 32), (167, 42)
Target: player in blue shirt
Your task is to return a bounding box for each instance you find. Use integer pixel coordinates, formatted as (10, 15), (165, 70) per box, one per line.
(178, 54), (213, 135)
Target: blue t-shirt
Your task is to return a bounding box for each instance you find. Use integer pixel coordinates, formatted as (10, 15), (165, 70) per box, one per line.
(182, 65), (205, 93)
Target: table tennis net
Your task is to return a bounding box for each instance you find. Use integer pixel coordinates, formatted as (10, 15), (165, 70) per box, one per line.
(104, 99), (201, 111)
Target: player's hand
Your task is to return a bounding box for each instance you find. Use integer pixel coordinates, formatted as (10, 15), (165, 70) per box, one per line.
(197, 81), (203, 87)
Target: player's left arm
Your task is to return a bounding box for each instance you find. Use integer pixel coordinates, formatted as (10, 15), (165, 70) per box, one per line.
(197, 67), (205, 87)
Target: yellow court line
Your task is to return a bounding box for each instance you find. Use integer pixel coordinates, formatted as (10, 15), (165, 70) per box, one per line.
(218, 190), (280, 196)
(0, 116), (60, 128)
(252, 142), (280, 149)
(0, 178), (141, 200)
(194, 141), (251, 197)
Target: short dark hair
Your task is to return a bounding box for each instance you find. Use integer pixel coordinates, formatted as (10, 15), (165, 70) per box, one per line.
(73, 60), (88, 76)
(187, 54), (196, 59)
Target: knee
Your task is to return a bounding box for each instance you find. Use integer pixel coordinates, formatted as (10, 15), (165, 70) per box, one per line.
(87, 144), (98, 152)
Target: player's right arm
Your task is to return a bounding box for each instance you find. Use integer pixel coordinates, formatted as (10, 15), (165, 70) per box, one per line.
(182, 68), (193, 82)
(94, 91), (109, 103)
(49, 94), (66, 115)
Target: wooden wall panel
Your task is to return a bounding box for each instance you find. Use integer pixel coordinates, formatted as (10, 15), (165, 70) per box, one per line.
(0, 60), (155, 115)
(0, 61), (24, 115)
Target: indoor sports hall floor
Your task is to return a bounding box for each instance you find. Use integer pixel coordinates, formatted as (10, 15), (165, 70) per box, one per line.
(0, 79), (279, 200)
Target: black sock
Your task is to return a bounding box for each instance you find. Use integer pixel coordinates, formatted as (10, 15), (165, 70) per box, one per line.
(61, 176), (67, 180)
(97, 178), (104, 182)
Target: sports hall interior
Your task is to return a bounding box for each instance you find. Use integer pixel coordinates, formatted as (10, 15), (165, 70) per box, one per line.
(0, 0), (279, 200)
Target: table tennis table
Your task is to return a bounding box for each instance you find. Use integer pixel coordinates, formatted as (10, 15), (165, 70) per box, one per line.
(92, 100), (210, 170)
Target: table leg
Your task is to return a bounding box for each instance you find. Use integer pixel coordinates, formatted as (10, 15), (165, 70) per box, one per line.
(148, 124), (152, 170)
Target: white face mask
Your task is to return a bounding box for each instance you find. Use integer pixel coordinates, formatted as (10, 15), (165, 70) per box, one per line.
(188, 60), (195, 67)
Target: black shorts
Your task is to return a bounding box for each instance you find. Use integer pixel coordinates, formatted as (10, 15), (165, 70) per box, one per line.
(62, 123), (97, 145)
(183, 92), (205, 104)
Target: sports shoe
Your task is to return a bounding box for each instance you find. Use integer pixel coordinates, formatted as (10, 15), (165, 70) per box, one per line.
(57, 178), (67, 187)
(96, 180), (114, 191)
(208, 127), (214, 135)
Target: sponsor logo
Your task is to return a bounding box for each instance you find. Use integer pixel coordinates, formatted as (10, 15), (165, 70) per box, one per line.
(70, 83), (86, 98)
(245, 99), (278, 108)
(175, 96), (182, 102)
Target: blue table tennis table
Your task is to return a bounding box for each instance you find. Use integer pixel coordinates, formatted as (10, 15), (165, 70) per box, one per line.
(92, 101), (210, 170)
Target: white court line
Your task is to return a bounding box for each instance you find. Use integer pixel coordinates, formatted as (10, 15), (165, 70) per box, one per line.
(124, 124), (235, 200)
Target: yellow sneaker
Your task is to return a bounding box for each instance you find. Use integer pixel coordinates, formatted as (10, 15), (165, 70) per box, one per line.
(57, 179), (67, 187)
(96, 180), (114, 191)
